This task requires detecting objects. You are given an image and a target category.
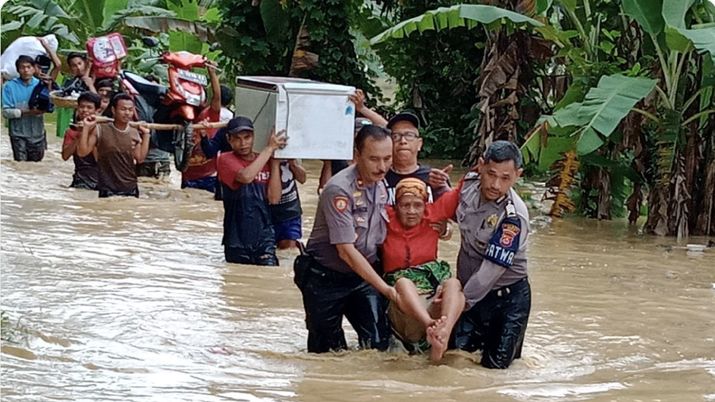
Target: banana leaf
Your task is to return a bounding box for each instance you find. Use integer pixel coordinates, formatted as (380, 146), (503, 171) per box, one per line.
(370, 4), (543, 45)
(622, 0), (664, 35)
(678, 26), (715, 64)
(124, 16), (213, 43)
(75, 0), (106, 30)
(662, 0), (696, 29)
(552, 74), (657, 155)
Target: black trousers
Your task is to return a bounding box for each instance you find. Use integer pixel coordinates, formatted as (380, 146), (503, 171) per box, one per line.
(294, 254), (390, 353)
(224, 244), (278, 266)
(452, 277), (531, 369)
(98, 187), (139, 198)
(10, 135), (45, 162)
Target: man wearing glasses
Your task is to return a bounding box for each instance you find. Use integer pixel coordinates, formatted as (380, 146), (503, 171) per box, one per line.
(384, 112), (452, 205)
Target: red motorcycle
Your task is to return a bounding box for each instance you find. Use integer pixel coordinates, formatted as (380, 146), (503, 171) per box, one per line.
(118, 37), (209, 171)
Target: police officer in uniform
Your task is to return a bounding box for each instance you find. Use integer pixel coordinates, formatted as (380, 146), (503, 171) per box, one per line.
(452, 140), (531, 369)
(294, 125), (396, 353)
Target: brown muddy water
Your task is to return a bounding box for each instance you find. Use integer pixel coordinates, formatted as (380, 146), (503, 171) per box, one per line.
(1, 130), (714, 402)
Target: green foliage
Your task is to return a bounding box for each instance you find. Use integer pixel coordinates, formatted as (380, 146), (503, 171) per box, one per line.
(370, 3), (543, 44)
(371, 0), (488, 159)
(215, 0), (378, 97)
(551, 74), (657, 155)
(1, 0), (215, 55)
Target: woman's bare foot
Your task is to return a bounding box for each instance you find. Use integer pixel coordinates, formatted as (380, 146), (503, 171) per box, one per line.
(427, 316), (449, 362)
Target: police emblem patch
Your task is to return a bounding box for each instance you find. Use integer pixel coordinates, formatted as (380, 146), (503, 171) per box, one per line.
(499, 223), (520, 247)
(332, 196), (349, 212)
(484, 216), (522, 268)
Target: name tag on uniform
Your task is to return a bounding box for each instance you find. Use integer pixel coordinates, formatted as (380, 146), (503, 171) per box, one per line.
(484, 215), (521, 268)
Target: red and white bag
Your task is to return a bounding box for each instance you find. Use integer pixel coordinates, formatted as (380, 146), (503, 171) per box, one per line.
(86, 33), (127, 78)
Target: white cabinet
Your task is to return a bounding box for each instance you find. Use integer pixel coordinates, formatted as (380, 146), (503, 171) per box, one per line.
(235, 76), (355, 160)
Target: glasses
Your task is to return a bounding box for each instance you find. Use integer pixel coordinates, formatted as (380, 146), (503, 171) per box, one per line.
(391, 131), (420, 141)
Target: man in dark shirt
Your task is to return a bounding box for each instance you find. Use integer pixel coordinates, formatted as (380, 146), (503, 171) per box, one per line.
(215, 117), (287, 265)
(61, 92), (101, 189)
(62, 52), (95, 95)
(383, 111), (452, 204)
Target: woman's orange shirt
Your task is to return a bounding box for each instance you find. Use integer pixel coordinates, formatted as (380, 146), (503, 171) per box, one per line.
(382, 188), (460, 273)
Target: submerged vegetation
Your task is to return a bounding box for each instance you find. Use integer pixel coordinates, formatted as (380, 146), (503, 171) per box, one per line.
(1, 311), (29, 345)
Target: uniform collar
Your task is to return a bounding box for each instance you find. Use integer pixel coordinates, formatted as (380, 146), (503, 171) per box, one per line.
(495, 193), (509, 205)
(476, 188), (511, 208)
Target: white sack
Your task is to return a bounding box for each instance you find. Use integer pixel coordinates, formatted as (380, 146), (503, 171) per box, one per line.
(1, 34), (59, 79)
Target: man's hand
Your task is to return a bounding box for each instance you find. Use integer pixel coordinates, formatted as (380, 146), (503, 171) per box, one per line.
(194, 118), (210, 141)
(37, 37), (50, 51)
(429, 164), (453, 190)
(83, 114), (98, 129)
(384, 286), (398, 304)
(206, 60), (218, 75)
(349, 89), (367, 114)
(268, 128), (288, 151)
(430, 220), (447, 235)
(137, 122), (150, 137)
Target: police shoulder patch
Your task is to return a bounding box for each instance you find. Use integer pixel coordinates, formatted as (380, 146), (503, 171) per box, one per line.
(332, 196), (349, 212)
(484, 215), (521, 268)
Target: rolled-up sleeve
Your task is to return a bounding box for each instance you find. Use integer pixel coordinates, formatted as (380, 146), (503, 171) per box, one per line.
(2, 84), (20, 119)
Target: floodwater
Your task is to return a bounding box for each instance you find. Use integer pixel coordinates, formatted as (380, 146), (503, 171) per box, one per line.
(1, 131), (714, 402)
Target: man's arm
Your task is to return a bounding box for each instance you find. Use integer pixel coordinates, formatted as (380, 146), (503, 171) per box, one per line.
(268, 158), (282, 204)
(320, 184), (396, 301)
(206, 61), (221, 114)
(235, 129), (286, 184)
(349, 89), (388, 127)
(200, 127), (228, 158)
(133, 125), (151, 163)
(1, 87), (21, 119)
(77, 117), (98, 157)
(428, 164), (453, 198)
(288, 159), (307, 184)
(39, 37), (61, 82)
(462, 263), (507, 309)
(318, 160), (332, 193)
(337, 243), (396, 301)
(462, 213), (529, 308)
(61, 131), (77, 160)
(82, 67), (96, 93)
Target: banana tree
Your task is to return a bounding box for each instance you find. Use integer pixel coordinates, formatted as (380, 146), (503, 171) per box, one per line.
(621, 0), (715, 237)
(371, 3), (548, 161)
(1, 0), (216, 51)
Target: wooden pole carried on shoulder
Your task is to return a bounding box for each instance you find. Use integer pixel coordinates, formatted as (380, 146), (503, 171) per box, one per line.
(93, 115), (228, 130)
